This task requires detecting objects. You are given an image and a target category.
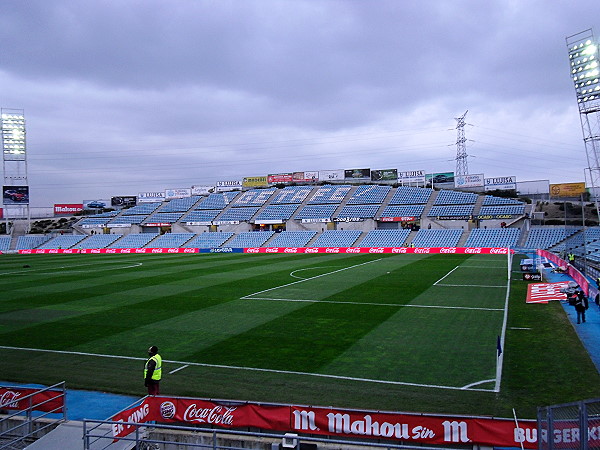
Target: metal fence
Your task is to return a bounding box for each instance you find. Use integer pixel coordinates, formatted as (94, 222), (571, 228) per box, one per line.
(538, 398), (600, 450)
(0, 381), (67, 449)
(83, 419), (468, 450)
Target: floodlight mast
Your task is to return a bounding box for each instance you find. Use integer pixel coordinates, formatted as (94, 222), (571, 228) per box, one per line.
(455, 110), (469, 176)
(1, 108), (30, 231)
(566, 29), (600, 222)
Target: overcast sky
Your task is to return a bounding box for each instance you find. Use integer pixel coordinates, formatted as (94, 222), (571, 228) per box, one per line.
(1, 0), (598, 207)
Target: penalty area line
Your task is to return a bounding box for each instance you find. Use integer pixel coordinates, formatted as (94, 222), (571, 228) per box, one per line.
(0, 345), (494, 392)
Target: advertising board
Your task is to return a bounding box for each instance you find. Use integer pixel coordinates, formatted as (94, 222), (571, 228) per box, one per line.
(319, 169), (344, 181)
(293, 171), (319, 183)
(216, 180), (242, 192)
(242, 177), (268, 188)
(484, 176), (517, 191)
(550, 182), (586, 198)
(111, 196), (137, 208)
(165, 188), (191, 200)
(3, 185), (29, 205)
(516, 180), (549, 196)
(54, 203), (83, 215)
(267, 173), (293, 184)
(138, 191), (166, 203)
(83, 199), (110, 210)
(345, 168), (371, 180)
(425, 172), (454, 187)
(371, 168), (398, 181)
(454, 174), (484, 188)
(398, 170), (426, 185)
(191, 185), (216, 195)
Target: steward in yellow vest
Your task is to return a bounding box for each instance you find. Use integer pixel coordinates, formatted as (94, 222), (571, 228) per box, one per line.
(144, 345), (162, 395)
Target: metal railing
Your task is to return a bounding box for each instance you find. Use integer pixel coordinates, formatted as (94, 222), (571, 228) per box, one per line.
(0, 381), (67, 449)
(83, 419), (467, 450)
(537, 398), (600, 450)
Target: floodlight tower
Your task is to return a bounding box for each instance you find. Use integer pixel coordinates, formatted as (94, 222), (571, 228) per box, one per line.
(566, 30), (600, 209)
(455, 110), (469, 176)
(1, 108), (29, 231)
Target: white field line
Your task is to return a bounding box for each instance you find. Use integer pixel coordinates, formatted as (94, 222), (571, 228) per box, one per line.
(289, 267), (337, 280)
(433, 266), (459, 285)
(0, 345), (494, 392)
(494, 276), (512, 393)
(435, 284), (506, 288)
(169, 364), (189, 375)
(248, 296), (503, 311)
(241, 258), (384, 300)
(0, 262), (143, 276)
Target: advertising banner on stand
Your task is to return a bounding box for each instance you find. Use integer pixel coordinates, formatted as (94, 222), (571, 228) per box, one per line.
(550, 182), (586, 198)
(319, 169), (345, 182)
(111, 196), (137, 208)
(345, 168), (371, 180)
(398, 170), (426, 185)
(3, 185), (29, 205)
(371, 169), (398, 182)
(242, 177), (268, 188)
(485, 176), (517, 192)
(165, 188), (191, 200)
(267, 173), (293, 184)
(293, 171), (319, 183)
(454, 174), (484, 188)
(216, 181), (242, 192)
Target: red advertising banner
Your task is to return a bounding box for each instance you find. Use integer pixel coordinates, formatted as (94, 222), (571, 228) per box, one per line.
(110, 396), (536, 448)
(537, 249), (593, 297)
(244, 247), (512, 255)
(0, 387), (64, 413)
(19, 247), (512, 255)
(379, 216), (416, 222)
(54, 203), (84, 215)
(267, 173), (293, 183)
(526, 282), (569, 304)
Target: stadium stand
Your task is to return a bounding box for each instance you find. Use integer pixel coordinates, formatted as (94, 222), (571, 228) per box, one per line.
(464, 228), (521, 248)
(482, 195), (524, 205)
(523, 226), (580, 249)
(77, 217), (112, 227)
(434, 190), (478, 205)
(78, 234), (123, 249)
(16, 235), (51, 250)
(181, 209), (221, 223)
(335, 204), (380, 219)
(196, 192), (239, 210)
(307, 185), (351, 204)
(146, 233), (196, 248)
(478, 205), (526, 216)
(0, 235), (10, 252)
(412, 229), (463, 247)
(144, 212), (185, 224)
(108, 233), (159, 248)
(268, 186), (313, 204)
(294, 204), (338, 220)
(184, 232), (234, 248)
(379, 205), (426, 219)
(108, 215), (147, 225)
(254, 204), (300, 222)
(359, 229), (411, 247)
(388, 186), (433, 204)
(122, 202), (161, 215)
(310, 230), (362, 247)
(346, 185), (391, 204)
(267, 231), (317, 247)
(159, 196), (202, 212)
(427, 205), (475, 218)
(218, 207), (260, 222)
(551, 227), (600, 256)
(226, 231), (275, 248)
(37, 235), (87, 249)
(231, 188), (276, 207)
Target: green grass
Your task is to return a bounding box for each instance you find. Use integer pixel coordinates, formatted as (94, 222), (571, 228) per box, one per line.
(0, 251), (599, 418)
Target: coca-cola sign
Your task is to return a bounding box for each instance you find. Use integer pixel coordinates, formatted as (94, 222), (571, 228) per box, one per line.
(0, 387), (64, 413)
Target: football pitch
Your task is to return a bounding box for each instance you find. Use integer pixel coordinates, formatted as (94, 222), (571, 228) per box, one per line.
(1, 251), (599, 418)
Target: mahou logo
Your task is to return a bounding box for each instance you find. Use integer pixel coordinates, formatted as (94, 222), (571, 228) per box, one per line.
(183, 404), (236, 425)
(0, 390), (21, 408)
(465, 248), (482, 254)
(440, 248), (457, 254)
(160, 401), (176, 419)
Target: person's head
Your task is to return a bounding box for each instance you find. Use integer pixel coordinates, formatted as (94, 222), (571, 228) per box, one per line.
(148, 345), (158, 356)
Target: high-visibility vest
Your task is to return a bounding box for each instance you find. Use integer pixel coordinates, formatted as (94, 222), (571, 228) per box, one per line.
(144, 354), (162, 381)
